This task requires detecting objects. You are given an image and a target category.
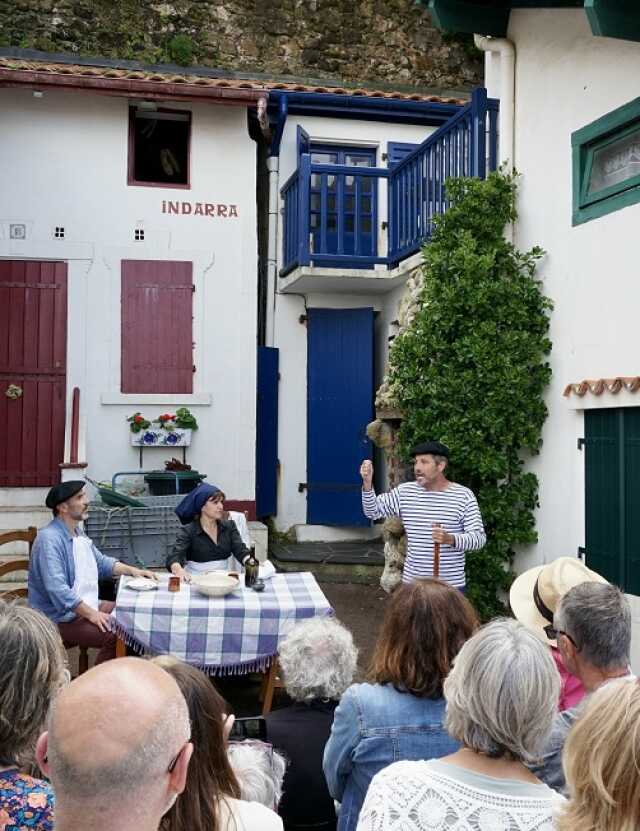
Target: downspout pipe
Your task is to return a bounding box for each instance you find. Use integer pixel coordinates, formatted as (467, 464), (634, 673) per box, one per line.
(474, 34), (515, 174)
(265, 155), (279, 346)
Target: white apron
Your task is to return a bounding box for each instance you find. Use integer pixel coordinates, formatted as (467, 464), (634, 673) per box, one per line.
(72, 535), (99, 611)
(186, 557), (235, 574)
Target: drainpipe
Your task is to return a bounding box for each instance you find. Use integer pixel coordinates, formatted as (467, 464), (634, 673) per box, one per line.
(265, 154), (279, 346)
(474, 34), (515, 241)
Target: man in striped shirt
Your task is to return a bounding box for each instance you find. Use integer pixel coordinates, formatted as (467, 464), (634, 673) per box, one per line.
(360, 441), (486, 589)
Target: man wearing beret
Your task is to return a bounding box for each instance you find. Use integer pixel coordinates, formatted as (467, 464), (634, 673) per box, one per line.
(360, 441), (486, 590)
(28, 481), (157, 663)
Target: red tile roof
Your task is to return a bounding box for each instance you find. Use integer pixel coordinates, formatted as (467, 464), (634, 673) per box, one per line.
(563, 377), (640, 397)
(0, 57), (467, 106)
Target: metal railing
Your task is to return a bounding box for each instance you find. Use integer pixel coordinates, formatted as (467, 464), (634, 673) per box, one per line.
(280, 87), (499, 276)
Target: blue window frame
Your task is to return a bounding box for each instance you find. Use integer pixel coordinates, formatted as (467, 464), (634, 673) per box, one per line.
(309, 144), (377, 261)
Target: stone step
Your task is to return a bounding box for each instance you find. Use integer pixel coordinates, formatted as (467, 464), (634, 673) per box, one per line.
(269, 540), (385, 586)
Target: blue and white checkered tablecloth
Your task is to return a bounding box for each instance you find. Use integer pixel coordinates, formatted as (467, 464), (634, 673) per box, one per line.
(113, 572), (333, 675)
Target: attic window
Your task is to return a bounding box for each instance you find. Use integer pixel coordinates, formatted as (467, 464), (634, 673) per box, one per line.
(128, 106), (191, 189)
(54, 226), (65, 238)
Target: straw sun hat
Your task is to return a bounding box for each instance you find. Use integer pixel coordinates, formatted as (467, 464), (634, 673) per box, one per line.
(510, 557), (608, 645)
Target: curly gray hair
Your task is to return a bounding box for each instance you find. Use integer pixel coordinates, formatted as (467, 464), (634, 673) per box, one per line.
(278, 617), (358, 702)
(444, 618), (559, 764)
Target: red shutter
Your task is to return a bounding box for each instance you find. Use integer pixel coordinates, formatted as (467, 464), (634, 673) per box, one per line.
(121, 260), (193, 393)
(0, 260), (67, 486)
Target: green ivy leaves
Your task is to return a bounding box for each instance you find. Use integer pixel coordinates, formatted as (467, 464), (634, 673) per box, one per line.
(388, 171), (552, 620)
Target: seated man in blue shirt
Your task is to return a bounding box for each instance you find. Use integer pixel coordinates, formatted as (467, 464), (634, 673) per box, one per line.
(29, 480), (157, 663)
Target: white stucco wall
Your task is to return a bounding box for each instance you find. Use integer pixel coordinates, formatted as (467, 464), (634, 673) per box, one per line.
(496, 11), (640, 665)
(272, 114), (436, 533)
(0, 88), (258, 501)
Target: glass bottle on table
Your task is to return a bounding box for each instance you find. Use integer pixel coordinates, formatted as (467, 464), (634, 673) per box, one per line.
(244, 544), (259, 588)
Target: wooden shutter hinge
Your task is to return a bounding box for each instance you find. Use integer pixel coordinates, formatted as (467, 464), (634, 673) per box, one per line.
(577, 437), (585, 450)
(577, 546), (586, 560)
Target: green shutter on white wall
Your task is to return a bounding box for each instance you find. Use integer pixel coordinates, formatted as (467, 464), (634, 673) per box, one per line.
(584, 407), (640, 593)
(584, 409), (623, 586)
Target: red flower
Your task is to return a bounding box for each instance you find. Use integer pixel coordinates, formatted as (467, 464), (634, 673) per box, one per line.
(134, 415), (143, 423)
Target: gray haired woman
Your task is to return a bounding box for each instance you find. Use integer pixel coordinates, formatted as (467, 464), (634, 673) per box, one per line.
(0, 600), (68, 830)
(265, 616), (358, 831)
(356, 618), (565, 831)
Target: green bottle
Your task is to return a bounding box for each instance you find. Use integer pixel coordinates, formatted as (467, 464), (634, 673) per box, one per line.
(244, 545), (259, 588)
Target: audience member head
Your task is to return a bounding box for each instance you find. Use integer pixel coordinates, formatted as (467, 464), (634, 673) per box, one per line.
(152, 656), (240, 831)
(37, 657), (192, 831)
(558, 679), (640, 831)
(0, 601), (67, 768)
(278, 617), (358, 703)
(369, 578), (478, 698)
(510, 556), (607, 646)
(445, 618), (560, 763)
(227, 740), (287, 810)
(553, 582), (631, 690)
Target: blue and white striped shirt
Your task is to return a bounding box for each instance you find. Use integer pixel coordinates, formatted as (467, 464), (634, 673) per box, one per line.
(362, 482), (486, 587)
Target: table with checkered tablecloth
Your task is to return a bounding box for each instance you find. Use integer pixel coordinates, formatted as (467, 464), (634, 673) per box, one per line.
(113, 571), (333, 675)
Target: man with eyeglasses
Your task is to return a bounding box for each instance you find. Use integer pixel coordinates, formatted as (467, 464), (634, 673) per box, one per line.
(528, 581), (635, 792)
(35, 657), (193, 831)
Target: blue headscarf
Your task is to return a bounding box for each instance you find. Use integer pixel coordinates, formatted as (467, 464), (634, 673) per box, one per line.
(175, 483), (221, 525)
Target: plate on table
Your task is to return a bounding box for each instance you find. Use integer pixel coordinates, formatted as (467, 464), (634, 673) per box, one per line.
(126, 577), (158, 591)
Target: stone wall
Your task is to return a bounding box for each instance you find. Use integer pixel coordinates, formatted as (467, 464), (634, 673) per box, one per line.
(0, 0), (481, 91)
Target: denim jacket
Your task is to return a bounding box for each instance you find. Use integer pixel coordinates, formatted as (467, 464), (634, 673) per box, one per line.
(28, 518), (116, 623)
(323, 682), (459, 831)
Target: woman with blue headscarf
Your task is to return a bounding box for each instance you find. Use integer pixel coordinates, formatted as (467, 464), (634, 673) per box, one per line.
(166, 483), (249, 582)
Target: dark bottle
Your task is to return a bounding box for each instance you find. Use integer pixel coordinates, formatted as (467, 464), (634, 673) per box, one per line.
(244, 545), (259, 588)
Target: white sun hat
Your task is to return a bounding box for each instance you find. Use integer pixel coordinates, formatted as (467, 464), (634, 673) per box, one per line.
(510, 556), (608, 644)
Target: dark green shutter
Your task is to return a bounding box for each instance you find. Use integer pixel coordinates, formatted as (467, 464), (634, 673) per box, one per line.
(623, 409), (640, 594)
(584, 409), (623, 585)
(584, 407), (640, 592)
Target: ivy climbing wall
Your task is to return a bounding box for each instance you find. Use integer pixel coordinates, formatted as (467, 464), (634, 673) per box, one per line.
(0, 0), (482, 91)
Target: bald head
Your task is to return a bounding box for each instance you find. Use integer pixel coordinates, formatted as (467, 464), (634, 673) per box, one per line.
(47, 658), (190, 801)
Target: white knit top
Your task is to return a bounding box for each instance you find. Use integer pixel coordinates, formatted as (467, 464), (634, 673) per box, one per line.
(355, 759), (564, 831)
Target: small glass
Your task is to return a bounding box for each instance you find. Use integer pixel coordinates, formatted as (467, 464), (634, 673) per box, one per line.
(168, 575), (181, 592)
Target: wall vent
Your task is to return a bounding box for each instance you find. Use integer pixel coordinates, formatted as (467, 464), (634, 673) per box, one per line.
(54, 226), (65, 239)
(134, 229), (145, 241)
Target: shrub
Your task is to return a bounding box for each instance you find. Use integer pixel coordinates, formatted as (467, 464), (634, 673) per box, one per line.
(387, 171), (552, 619)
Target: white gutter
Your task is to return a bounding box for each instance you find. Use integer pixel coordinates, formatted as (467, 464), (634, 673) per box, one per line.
(265, 155), (279, 346)
(474, 34), (515, 174)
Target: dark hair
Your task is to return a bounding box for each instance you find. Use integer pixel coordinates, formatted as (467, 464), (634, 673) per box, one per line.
(368, 579), (478, 698)
(156, 659), (240, 831)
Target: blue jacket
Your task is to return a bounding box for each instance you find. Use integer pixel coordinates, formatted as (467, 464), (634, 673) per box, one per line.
(323, 682), (459, 831)
(28, 518), (116, 623)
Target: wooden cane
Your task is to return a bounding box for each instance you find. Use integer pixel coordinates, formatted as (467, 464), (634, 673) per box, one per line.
(433, 522), (441, 579)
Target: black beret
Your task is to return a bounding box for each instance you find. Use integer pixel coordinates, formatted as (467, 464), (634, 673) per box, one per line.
(411, 441), (450, 459)
(45, 480), (86, 509)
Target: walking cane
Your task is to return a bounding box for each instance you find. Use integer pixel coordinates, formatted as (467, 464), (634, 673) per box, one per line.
(433, 522), (441, 579)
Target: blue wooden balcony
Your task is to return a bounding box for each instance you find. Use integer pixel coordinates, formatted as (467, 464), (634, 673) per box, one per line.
(280, 88), (499, 277)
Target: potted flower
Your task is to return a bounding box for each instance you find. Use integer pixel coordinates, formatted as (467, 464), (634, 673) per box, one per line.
(127, 412), (161, 446)
(151, 408), (197, 446)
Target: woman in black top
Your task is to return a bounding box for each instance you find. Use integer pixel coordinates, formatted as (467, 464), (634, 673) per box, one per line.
(166, 483), (248, 582)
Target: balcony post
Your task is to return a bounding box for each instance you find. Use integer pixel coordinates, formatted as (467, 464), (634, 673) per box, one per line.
(298, 153), (311, 267)
(470, 87), (488, 179)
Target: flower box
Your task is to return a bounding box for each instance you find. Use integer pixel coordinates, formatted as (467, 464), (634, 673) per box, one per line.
(130, 428), (192, 447)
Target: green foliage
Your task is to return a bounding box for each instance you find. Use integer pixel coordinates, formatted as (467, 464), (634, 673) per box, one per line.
(167, 34), (196, 66)
(388, 171), (552, 620)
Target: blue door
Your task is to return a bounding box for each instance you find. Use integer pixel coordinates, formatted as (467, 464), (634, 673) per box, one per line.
(307, 308), (374, 526)
(255, 347), (279, 517)
(309, 145), (377, 263)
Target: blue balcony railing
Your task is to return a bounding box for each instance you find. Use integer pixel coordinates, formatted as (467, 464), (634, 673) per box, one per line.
(280, 87), (499, 277)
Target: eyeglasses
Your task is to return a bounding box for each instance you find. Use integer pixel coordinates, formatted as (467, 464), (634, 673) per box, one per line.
(544, 625), (580, 650)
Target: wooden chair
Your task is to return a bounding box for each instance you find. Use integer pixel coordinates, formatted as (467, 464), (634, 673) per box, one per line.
(0, 559), (30, 600)
(0, 527), (36, 600)
(0, 527), (89, 674)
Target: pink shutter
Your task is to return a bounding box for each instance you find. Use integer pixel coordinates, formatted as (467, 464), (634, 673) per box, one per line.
(121, 260), (193, 393)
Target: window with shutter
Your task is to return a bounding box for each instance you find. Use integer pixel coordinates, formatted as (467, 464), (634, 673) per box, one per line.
(583, 407), (640, 594)
(387, 142), (420, 168)
(121, 260), (193, 394)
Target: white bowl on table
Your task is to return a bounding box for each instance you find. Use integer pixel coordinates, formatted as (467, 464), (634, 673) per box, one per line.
(191, 572), (240, 598)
